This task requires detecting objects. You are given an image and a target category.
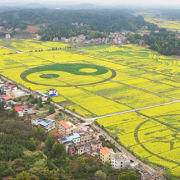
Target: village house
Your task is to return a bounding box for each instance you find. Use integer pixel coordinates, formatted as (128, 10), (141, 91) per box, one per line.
(31, 118), (55, 132)
(15, 28), (21, 32)
(76, 143), (91, 155)
(111, 152), (130, 170)
(0, 81), (5, 88)
(68, 144), (76, 156)
(78, 34), (86, 40)
(90, 140), (102, 151)
(47, 88), (58, 97)
(38, 119), (55, 132)
(2, 95), (13, 106)
(53, 37), (59, 41)
(139, 40), (145, 45)
(79, 132), (93, 144)
(59, 132), (81, 144)
(6, 85), (17, 97)
(5, 34), (11, 39)
(0, 26), (4, 30)
(61, 37), (66, 41)
(14, 106), (24, 116)
(65, 39), (70, 43)
(58, 120), (78, 136)
(23, 105), (35, 115)
(32, 91), (48, 102)
(100, 147), (112, 164)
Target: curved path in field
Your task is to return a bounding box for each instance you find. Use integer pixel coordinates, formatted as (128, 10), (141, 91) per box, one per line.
(0, 45), (25, 54)
(21, 68), (117, 87)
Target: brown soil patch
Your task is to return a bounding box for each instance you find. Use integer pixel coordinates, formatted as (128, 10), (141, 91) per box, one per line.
(24, 26), (40, 34)
(3, 176), (13, 180)
(60, 101), (73, 107)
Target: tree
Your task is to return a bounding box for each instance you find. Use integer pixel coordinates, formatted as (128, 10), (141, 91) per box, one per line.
(37, 98), (43, 108)
(9, 109), (17, 117)
(49, 106), (55, 114)
(118, 171), (138, 180)
(16, 171), (30, 180)
(47, 96), (51, 104)
(51, 142), (67, 158)
(45, 135), (56, 149)
(95, 170), (107, 180)
(77, 157), (86, 171)
(43, 170), (55, 180)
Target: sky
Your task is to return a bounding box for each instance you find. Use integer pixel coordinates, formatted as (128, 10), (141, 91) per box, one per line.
(1, 0), (180, 6)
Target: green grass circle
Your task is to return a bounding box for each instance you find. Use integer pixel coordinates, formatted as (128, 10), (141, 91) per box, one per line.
(21, 63), (116, 87)
(40, 74), (60, 79)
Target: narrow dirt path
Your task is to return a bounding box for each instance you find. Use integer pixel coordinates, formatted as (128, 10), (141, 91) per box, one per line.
(0, 45), (25, 54)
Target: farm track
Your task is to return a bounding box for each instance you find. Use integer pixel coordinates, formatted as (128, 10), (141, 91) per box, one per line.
(0, 45), (25, 54)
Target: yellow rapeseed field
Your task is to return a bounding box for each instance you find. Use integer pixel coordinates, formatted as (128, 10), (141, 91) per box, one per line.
(1, 38), (180, 177)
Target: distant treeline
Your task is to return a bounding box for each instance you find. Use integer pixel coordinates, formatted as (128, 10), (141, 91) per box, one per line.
(128, 29), (180, 56)
(0, 9), (157, 34)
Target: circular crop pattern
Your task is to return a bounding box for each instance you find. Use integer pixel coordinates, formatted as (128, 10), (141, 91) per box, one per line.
(21, 63), (116, 87)
(40, 74), (60, 79)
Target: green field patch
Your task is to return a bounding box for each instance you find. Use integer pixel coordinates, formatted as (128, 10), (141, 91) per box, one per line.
(24, 63), (109, 76)
(40, 73), (60, 79)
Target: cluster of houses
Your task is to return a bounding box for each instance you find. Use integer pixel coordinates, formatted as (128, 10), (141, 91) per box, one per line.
(0, 80), (60, 116)
(32, 88), (58, 102)
(31, 118), (131, 169)
(109, 31), (132, 45)
(53, 31), (134, 45)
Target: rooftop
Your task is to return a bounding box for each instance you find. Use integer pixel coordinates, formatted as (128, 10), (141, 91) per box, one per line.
(14, 106), (23, 112)
(60, 133), (80, 143)
(3, 96), (12, 100)
(39, 119), (55, 127)
(91, 140), (102, 145)
(8, 85), (16, 88)
(100, 147), (111, 155)
(37, 91), (48, 97)
(59, 121), (72, 129)
(47, 88), (57, 91)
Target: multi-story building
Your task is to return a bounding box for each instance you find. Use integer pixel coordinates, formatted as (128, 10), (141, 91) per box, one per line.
(47, 88), (58, 97)
(58, 121), (78, 136)
(111, 152), (130, 169)
(59, 133), (81, 144)
(100, 147), (112, 164)
(32, 91), (48, 102)
(31, 118), (55, 132)
(91, 140), (102, 151)
(79, 133), (92, 144)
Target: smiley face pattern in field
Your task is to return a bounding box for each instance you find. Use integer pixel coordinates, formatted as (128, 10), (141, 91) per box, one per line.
(21, 63), (116, 87)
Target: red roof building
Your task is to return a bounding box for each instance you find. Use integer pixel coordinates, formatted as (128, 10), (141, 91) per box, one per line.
(8, 85), (16, 88)
(54, 133), (60, 137)
(14, 106), (23, 111)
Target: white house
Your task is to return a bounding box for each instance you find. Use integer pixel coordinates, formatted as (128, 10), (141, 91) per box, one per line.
(5, 34), (11, 39)
(47, 88), (58, 97)
(32, 91), (48, 102)
(111, 152), (130, 169)
(23, 106), (35, 115)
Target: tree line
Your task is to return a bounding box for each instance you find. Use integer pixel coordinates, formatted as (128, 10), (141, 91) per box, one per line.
(127, 30), (180, 56)
(0, 9), (158, 34)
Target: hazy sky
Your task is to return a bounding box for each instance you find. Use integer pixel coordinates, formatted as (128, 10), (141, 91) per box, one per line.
(1, 0), (180, 6)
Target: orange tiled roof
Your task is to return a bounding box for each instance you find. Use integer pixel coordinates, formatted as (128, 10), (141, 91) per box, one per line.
(59, 121), (71, 129)
(3, 96), (12, 100)
(100, 147), (111, 155)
